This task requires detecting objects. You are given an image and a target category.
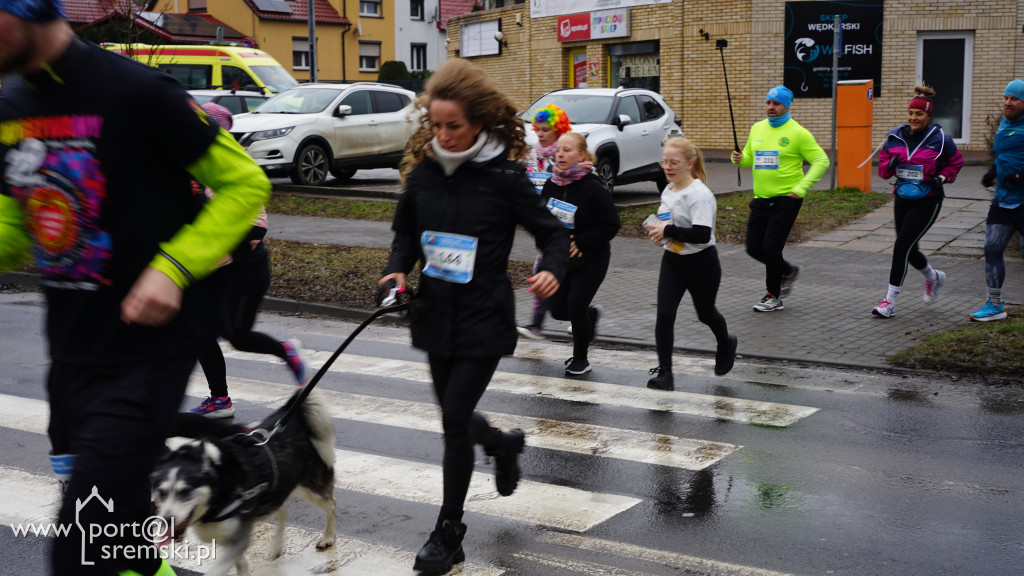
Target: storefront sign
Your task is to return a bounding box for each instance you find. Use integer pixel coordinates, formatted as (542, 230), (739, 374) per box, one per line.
(557, 13), (590, 42)
(591, 9), (629, 40)
(558, 8), (630, 42)
(619, 54), (659, 78)
(784, 0), (884, 98)
(532, 0), (669, 19)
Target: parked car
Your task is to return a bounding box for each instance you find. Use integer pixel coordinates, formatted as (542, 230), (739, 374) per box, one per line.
(522, 87), (683, 192)
(230, 83), (418, 186)
(188, 89), (270, 115)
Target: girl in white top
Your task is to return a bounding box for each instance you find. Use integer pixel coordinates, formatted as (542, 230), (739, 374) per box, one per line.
(643, 137), (737, 390)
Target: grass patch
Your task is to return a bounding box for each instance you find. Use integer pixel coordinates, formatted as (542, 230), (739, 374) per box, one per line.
(267, 195), (395, 221)
(618, 187), (891, 243)
(890, 305), (1024, 380)
(266, 239), (534, 310)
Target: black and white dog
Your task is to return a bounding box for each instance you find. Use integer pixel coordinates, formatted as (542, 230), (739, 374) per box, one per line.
(151, 389), (336, 576)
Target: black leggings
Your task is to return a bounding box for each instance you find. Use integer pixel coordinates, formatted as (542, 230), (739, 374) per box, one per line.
(547, 252), (610, 360)
(654, 247), (730, 368)
(746, 196), (802, 296)
(428, 354), (505, 524)
(48, 358), (194, 575)
(198, 252), (286, 397)
(889, 194), (942, 287)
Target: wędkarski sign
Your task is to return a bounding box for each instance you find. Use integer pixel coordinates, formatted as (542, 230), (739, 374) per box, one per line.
(783, 0), (884, 98)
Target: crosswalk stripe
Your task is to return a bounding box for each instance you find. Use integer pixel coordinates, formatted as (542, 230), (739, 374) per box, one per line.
(224, 349), (818, 427)
(0, 393), (639, 533)
(539, 532), (796, 576)
(190, 375), (739, 471)
(0, 466), (508, 575)
(0, 394), (48, 435)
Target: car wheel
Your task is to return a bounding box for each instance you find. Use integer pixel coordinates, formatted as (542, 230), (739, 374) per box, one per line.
(595, 156), (616, 193)
(293, 143), (329, 186)
(329, 168), (357, 183)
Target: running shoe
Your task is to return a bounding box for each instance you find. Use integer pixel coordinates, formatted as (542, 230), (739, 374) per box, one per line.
(715, 335), (738, 376)
(282, 339), (309, 384)
(780, 265), (800, 298)
(923, 270), (946, 304)
(752, 294), (784, 312)
(516, 325), (545, 341)
(646, 366), (674, 391)
(189, 396), (234, 419)
(969, 299), (1007, 322)
(588, 305), (603, 344)
(872, 298), (896, 318)
(564, 357), (592, 376)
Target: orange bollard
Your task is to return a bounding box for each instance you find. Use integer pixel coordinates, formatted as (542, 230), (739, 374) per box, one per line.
(837, 79), (874, 192)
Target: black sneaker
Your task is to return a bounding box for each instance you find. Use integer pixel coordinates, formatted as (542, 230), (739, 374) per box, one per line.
(485, 429), (525, 496)
(588, 305), (603, 344)
(646, 366), (674, 391)
(715, 335), (738, 376)
(564, 357), (592, 376)
(780, 265), (800, 298)
(413, 520), (466, 575)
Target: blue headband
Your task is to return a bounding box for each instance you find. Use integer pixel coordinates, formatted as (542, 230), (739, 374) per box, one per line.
(0, 0), (65, 22)
(766, 85), (794, 110)
(1005, 80), (1024, 101)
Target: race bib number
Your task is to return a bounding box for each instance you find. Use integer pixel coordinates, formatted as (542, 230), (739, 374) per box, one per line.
(421, 231), (477, 284)
(528, 171), (552, 193)
(754, 150), (780, 170)
(546, 198), (578, 229)
(896, 165), (924, 182)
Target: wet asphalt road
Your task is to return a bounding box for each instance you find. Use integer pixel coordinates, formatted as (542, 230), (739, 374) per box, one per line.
(1, 293), (1022, 575)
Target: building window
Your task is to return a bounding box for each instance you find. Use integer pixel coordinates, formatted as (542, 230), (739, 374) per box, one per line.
(360, 0), (381, 17)
(188, 0), (207, 11)
(410, 0), (424, 20)
(359, 42), (381, 72)
(410, 44), (427, 71)
(293, 37), (310, 70)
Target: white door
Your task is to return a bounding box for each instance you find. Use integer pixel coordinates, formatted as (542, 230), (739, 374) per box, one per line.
(916, 32), (974, 145)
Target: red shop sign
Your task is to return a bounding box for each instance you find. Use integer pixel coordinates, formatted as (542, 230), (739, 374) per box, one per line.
(557, 13), (590, 42)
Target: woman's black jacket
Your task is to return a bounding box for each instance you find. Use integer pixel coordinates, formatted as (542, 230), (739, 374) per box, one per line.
(384, 154), (569, 358)
(540, 172), (621, 270)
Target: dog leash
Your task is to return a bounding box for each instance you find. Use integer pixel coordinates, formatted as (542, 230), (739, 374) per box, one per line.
(251, 282), (414, 446)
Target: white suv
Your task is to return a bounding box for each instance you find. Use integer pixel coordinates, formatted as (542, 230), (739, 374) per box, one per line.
(522, 87), (682, 192)
(231, 83), (417, 186)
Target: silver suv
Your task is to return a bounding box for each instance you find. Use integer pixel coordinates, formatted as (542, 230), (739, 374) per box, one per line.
(231, 83), (417, 186)
(523, 87), (682, 192)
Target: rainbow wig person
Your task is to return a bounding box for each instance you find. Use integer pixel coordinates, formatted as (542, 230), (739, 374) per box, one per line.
(532, 104), (572, 136)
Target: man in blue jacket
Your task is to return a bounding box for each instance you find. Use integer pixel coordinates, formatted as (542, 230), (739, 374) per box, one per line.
(972, 79), (1024, 321)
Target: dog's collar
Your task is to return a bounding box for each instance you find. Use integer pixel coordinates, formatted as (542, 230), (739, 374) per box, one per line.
(201, 440), (280, 523)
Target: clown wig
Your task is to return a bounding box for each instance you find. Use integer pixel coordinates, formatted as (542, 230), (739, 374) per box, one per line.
(532, 104), (571, 136)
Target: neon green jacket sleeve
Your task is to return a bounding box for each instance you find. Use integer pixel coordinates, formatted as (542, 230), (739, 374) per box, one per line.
(792, 127), (830, 197)
(0, 194), (31, 271)
(149, 128), (271, 287)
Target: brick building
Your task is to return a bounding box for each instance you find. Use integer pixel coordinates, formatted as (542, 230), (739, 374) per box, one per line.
(448, 0), (1024, 152)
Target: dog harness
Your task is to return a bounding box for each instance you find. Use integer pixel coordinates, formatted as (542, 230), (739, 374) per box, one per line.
(200, 436), (280, 523)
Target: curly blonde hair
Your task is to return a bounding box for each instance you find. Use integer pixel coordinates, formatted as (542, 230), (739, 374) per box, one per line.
(399, 58), (527, 184)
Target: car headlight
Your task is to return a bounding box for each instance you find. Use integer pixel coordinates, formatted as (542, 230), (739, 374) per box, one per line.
(249, 127), (294, 142)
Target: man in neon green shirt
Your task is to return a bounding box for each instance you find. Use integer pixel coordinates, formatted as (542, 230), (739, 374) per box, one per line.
(731, 85), (829, 312)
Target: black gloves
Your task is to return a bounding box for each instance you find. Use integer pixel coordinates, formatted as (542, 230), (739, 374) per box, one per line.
(932, 175), (947, 187)
(982, 167), (996, 188)
(886, 156), (898, 171)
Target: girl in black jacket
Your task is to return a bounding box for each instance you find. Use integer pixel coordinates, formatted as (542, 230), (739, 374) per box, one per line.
(379, 59), (568, 576)
(541, 132), (621, 375)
